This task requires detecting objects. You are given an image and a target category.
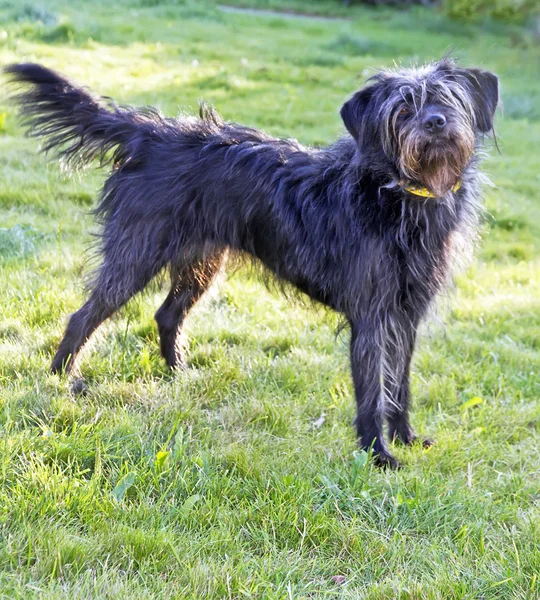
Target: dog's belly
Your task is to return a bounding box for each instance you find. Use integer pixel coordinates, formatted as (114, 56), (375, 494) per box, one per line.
(237, 214), (339, 310)
(248, 248), (335, 309)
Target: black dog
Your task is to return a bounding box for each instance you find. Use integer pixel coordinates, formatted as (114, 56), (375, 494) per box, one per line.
(6, 59), (498, 467)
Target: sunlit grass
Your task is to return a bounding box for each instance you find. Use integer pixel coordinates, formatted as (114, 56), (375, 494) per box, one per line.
(0, 0), (539, 598)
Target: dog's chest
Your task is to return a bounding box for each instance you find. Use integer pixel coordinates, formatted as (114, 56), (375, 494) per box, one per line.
(396, 220), (454, 300)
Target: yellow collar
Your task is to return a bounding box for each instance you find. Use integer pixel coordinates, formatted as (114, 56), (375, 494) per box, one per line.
(402, 180), (461, 198)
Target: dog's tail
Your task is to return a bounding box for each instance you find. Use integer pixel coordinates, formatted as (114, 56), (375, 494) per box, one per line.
(5, 63), (162, 168)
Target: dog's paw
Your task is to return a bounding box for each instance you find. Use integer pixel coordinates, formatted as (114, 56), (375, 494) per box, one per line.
(50, 360), (64, 375)
(164, 349), (187, 371)
(398, 434), (435, 448)
(167, 357), (187, 371)
(71, 377), (89, 397)
(390, 425), (434, 449)
(400, 434), (435, 448)
(373, 451), (401, 470)
(416, 436), (435, 448)
(51, 353), (74, 376)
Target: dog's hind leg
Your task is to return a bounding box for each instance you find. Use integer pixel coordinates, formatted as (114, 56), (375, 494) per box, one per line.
(51, 237), (168, 375)
(155, 249), (227, 369)
(51, 294), (119, 375)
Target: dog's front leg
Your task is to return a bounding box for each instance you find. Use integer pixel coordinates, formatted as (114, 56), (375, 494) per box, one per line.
(384, 327), (417, 446)
(384, 314), (434, 449)
(349, 320), (399, 468)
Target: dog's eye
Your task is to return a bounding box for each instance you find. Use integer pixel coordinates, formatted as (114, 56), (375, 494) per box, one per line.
(398, 107), (410, 117)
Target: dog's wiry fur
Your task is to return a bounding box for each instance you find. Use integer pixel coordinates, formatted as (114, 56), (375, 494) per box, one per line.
(5, 59), (498, 467)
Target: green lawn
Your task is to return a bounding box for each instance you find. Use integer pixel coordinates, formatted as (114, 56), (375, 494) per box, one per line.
(0, 1), (539, 598)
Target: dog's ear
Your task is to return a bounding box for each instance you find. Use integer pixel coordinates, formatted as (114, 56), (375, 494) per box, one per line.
(340, 86), (375, 140)
(459, 68), (499, 133)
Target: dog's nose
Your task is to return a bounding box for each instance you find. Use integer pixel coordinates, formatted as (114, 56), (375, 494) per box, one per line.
(423, 113), (447, 132)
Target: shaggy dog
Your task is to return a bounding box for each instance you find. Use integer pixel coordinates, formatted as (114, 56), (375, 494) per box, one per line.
(6, 59), (498, 467)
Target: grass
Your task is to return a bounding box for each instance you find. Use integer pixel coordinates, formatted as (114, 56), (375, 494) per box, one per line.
(0, 0), (539, 598)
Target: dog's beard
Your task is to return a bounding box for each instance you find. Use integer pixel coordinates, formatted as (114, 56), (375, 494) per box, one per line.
(398, 129), (475, 197)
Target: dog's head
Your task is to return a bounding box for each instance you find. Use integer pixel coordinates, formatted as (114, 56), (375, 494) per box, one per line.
(341, 59), (498, 197)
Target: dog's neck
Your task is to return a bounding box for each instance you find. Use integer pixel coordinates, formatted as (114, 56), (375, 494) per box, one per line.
(399, 180), (462, 198)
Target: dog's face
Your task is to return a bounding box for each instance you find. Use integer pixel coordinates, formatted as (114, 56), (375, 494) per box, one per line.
(341, 60), (499, 197)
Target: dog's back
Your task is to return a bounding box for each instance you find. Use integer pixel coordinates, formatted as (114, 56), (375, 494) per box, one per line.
(7, 64), (368, 301)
